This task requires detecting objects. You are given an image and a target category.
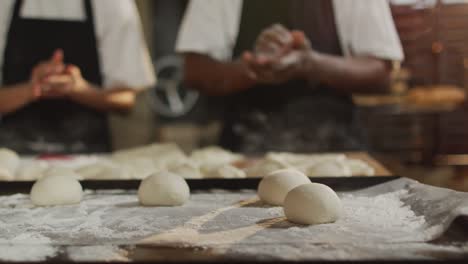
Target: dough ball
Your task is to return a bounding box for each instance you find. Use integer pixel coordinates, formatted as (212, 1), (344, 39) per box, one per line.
(46, 166), (83, 180)
(245, 157), (290, 178)
(0, 148), (20, 181)
(138, 171), (190, 206)
(30, 174), (83, 206)
(202, 164), (246, 179)
(121, 158), (159, 180)
(346, 159), (375, 176)
(169, 162), (202, 179)
(77, 160), (130, 180)
(284, 183), (343, 225)
(112, 143), (188, 171)
(77, 162), (109, 180)
(16, 160), (49, 181)
(151, 150), (188, 171)
(267, 152), (346, 168)
(257, 169), (311, 206)
(306, 160), (352, 177)
(190, 146), (244, 166)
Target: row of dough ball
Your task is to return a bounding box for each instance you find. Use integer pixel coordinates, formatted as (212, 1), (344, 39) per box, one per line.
(0, 148), (21, 181)
(0, 146), (375, 182)
(8, 156), (373, 181)
(0, 145), (248, 181)
(110, 145), (246, 179)
(31, 170), (190, 207)
(29, 163), (342, 226)
(258, 169), (343, 225)
(112, 148), (374, 178)
(55, 159), (245, 181)
(30, 166), (342, 226)
(247, 153), (375, 178)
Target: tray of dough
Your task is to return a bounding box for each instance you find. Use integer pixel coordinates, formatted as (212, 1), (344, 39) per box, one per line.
(0, 176), (467, 263)
(0, 144), (392, 185)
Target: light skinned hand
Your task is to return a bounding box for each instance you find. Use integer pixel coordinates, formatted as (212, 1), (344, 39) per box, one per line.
(29, 49), (65, 99)
(40, 64), (89, 98)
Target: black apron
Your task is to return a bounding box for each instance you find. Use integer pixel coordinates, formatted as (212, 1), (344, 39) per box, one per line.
(220, 0), (363, 155)
(0, 0), (110, 155)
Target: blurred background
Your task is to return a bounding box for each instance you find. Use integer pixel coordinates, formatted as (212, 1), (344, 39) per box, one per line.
(128, 0), (468, 191)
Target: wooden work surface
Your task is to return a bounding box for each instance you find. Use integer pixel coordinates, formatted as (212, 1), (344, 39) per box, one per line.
(347, 152), (393, 176)
(239, 152), (394, 177)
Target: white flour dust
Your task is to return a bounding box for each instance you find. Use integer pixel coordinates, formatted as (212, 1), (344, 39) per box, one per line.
(0, 188), (446, 261)
(0, 245), (58, 262)
(66, 245), (130, 262)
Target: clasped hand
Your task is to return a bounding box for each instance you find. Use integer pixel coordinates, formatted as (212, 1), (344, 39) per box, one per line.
(242, 24), (313, 85)
(29, 49), (89, 100)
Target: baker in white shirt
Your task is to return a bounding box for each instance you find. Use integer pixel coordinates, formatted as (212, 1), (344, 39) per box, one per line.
(176, 0), (404, 154)
(0, 0), (155, 154)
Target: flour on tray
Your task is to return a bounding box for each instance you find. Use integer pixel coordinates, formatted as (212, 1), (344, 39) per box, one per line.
(0, 245), (58, 262)
(66, 245), (129, 262)
(0, 189), (432, 247)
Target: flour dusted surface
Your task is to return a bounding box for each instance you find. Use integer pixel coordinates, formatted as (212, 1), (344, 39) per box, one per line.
(1, 189), (429, 245)
(0, 183), (465, 261)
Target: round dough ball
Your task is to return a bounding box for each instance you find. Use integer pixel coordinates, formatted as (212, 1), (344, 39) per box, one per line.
(77, 160), (129, 180)
(202, 164), (246, 179)
(121, 158), (159, 180)
(46, 166), (83, 180)
(245, 157), (290, 178)
(169, 162), (202, 179)
(306, 160), (352, 177)
(138, 171), (190, 206)
(16, 160), (49, 181)
(257, 169), (311, 206)
(30, 174), (83, 206)
(0, 148), (20, 181)
(190, 146), (244, 166)
(284, 183), (343, 225)
(346, 159), (375, 176)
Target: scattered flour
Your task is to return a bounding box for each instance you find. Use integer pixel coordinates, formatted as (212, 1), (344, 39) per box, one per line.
(0, 245), (57, 261)
(66, 245), (129, 262)
(0, 188), (464, 261)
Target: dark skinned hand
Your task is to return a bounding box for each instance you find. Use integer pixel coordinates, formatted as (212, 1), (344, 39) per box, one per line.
(243, 24), (315, 85)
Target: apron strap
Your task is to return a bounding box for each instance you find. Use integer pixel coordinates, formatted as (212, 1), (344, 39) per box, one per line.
(232, 0), (291, 59)
(11, 0), (23, 21)
(291, 0), (342, 55)
(84, 0), (95, 28)
(82, 0), (102, 86)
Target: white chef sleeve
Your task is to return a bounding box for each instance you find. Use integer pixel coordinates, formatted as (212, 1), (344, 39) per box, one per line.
(0, 0), (14, 85)
(94, 0), (156, 89)
(333, 0), (404, 61)
(175, 0), (243, 61)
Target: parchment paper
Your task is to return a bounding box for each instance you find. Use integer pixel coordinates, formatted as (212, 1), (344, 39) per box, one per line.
(0, 178), (467, 261)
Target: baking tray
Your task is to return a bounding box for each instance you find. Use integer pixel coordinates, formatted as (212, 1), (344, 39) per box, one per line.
(0, 176), (400, 195)
(0, 176), (467, 264)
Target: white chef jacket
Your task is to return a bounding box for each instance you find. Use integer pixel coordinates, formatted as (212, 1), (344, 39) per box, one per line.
(176, 0), (404, 62)
(0, 0), (156, 89)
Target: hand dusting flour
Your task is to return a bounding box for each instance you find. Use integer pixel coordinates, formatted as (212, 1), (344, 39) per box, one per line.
(0, 183), (465, 261)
